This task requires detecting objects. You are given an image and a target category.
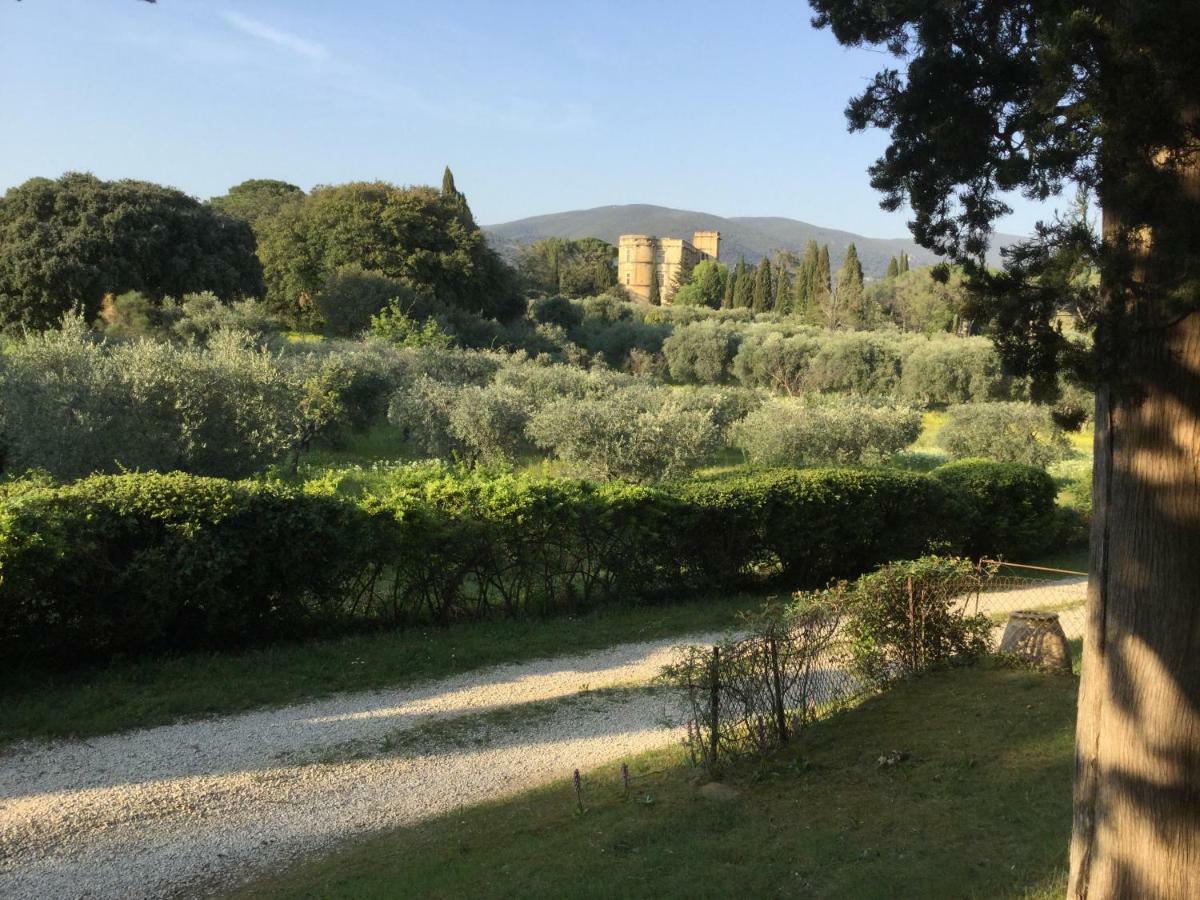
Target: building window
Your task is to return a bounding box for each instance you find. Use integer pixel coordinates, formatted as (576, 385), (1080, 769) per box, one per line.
(625, 272), (631, 284)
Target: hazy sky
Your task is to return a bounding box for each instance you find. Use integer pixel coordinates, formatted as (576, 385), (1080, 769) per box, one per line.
(2, 0), (1062, 238)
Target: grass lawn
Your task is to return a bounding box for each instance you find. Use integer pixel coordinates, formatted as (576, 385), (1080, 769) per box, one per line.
(0, 593), (761, 747)
(233, 664), (1078, 900)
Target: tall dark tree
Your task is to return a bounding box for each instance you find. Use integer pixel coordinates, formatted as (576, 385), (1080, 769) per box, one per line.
(898, 250), (910, 274)
(751, 257), (773, 312)
(774, 265), (792, 314)
(810, 3), (1200, 894)
(648, 265), (661, 306)
(0, 172), (263, 329)
(722, 263), (737, 308)
(732, 256), (753, 308)
(837, 243), (867, 326)
(886, 256), (900, 279)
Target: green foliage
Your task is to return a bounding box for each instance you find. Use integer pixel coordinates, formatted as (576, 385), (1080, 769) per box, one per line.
(0, 473), (377, 668)
(938, 402), (1071, 467)
(672, 259), (728, 308)
(932, 459), (1059, 559)
(898, 336), (1007, 406)
(207, 179), (304, 229)
(731, 329), (821, 394)
(368, 299), (452, 348)
(661, 320), (741, 383)
(527, 388), (721, 483)
(0, 318), (309, 479)
(517, 238), (616, 298)
(255, 180), (520, 324)
(733, 397), (922, 467)
(751, 257), (773, 312)
(835, 242), (868, 327)
(844, 556), (993, 688)
(0, 173), (264, 329)
(315, 266), (416, 338)
(806, 331), (903, 395)
(0, 459), (1058, 669)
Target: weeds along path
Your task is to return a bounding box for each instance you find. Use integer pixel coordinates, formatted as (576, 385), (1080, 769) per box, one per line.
(0, 632), (722, 900)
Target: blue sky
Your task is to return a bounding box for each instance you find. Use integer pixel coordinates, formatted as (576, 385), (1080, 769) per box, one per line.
(1, 0), (1059, 238)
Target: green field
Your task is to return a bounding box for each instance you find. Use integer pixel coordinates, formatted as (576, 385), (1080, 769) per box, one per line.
(234, 664), (1078, 899)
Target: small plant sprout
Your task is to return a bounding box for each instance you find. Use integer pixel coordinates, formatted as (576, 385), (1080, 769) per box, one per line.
(621, 762), (630, 798)
(573, 768), (584, 815)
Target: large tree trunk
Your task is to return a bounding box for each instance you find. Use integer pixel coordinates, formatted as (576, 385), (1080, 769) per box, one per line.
(1068, 158), (1200, 895)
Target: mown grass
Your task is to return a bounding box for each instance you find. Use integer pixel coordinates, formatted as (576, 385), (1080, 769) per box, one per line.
(0, 594), (760, 747)
(233, 664), (1077, 900)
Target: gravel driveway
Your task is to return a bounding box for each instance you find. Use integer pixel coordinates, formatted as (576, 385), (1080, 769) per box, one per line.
(0, 632), (721, 900)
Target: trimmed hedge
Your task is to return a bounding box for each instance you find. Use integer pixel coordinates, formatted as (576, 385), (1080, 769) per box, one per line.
(0, 463), (1059, 669)
(0, 474), (376, 667)
(930, 459), (1059, 559)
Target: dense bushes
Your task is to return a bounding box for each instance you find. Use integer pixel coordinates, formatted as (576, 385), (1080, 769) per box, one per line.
(931, 459), (1059, 558)
(845, 556), (992, 687)
(672, 468), (964, 589)
(938, 401), (1071, 467)
(0, 463), (1059, 669)
(0, 473), (376, 666)
(733, 398), (921, 466)
(0, 318), (305, 479)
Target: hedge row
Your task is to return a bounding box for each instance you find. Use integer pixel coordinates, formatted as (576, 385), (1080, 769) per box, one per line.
(0, 461), (1058, 669)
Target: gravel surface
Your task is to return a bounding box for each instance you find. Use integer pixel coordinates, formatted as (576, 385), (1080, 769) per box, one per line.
(0, 632), (722, 900)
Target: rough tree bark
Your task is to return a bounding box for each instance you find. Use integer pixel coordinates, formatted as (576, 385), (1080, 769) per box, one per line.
(1069, 149), (1200, 897)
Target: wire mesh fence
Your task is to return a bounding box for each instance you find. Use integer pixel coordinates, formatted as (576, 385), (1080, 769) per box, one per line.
(664, 557), (1089, 772)
(971, 560), (1088, 648)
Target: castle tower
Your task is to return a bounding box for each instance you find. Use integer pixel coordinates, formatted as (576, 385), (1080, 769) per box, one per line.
(692, 230), (720, 261)
(617, 234), (658, 301)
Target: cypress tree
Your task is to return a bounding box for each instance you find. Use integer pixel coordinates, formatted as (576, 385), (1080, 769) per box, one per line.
(794, 240), (819, 313)
(733, 262), (754, 308)
(836, 243), (866, 326)
(898, 250), (910, 274)
(886, 256), (899, 278)
(441, 165), (458, 197)
(752, 258), (773, 312)
(774, 266), (792, 313)
(723, 266), (737, 308)
(648, 265), (661, 305)
(812, 244), (834, 324)
(817, 245), (832, 293)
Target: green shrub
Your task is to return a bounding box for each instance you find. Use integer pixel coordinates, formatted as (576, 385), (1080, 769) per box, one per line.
(733, 398), (921, 466)
(0, 318), (304, 479)
(937, 401), (1071, 467)
(0, 462), (1061, 670)
(897, 337), (1006, 406)
(316, 265), (416, 338)
(672, 468), (957, 589)
(931, 459), (1059, 558)
(0, 473), (378, 668)
(844, 556), (993, 687)
(527, 388), (721, 483)
(661, 321), (741, 384)
(805, 332), (903, 395)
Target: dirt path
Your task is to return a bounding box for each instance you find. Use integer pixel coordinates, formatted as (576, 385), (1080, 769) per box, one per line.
(0, 632), (721, 900)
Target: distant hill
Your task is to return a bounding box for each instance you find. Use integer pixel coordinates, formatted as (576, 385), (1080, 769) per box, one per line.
(483, 204), (1023, 279)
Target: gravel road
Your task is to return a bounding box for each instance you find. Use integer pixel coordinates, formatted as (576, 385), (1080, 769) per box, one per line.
(0, 632), (721, 900)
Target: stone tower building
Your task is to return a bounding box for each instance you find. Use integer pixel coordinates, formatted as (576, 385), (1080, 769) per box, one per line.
(617, 231), (720, 303)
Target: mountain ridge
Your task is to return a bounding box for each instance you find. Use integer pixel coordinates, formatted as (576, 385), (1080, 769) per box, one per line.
(483, 203), (1022, 279)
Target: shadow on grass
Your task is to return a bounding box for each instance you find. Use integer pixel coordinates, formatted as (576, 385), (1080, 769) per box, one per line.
(233, 665), (1078, 900)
